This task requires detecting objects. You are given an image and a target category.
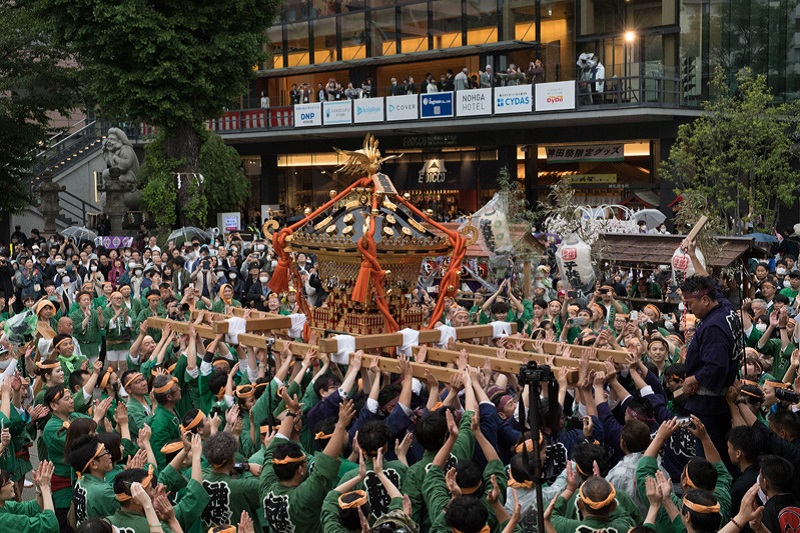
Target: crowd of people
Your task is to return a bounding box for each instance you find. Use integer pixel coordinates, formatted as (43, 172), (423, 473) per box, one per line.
(0, 221), (799, 533)
(282, 60), (547, 104)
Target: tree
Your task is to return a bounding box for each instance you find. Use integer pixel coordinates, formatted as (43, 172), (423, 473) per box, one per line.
(661, 66), (800, 234)
(32, 0), (280, 225)
(139, 130), (250, 231)
(0, 1), (77, 213)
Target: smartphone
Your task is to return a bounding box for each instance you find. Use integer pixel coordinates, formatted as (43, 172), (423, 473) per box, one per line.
(567, 291), (578, 298)
(646, 322), (658, 334)
(675, 416), (691, 426)
(573, 317), (586, 326)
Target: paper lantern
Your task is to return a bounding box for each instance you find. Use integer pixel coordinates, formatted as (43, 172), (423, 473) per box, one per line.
(671, 246), (706, 286)
(556, 233), (596, 292)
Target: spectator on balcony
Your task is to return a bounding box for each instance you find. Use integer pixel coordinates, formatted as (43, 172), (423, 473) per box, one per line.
(480, 65), (495, 88)
(528, 59), (545, 84)
(420, 72), (433, 93)
(502, 64), (524, 86)
(470, 74), (479, 88)
(317, 82), (327, 102)
(325, 79), (343, 100)
(344, 82), (361, 99)
(300, 83), (312, 103)
(405, 76), (417, 95)
(439, 69), (454, 92)
(290, 83), (301, 105)
(424, 74), (438, 93)
(454, 67), (469, 91)
(260, 92), (270, 108)
(96, 214), (111, 237)
(390, 78), (405, 96)
(361, 78), (373, 98)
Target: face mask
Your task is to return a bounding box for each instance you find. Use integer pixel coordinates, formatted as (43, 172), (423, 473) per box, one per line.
(230, 273), (237, 280)
(756, 323), (768, 332)
(124, 252), (131, 259)
(231, 248), (238, 254)
(785, 280), (792, 288)
(664, 320), (674, 330)
(90, 265), (98, 272)
(57, 268), (66, 275)
(259, 276), (269, 283)
(134, 269), (143, 276)
(777, 268), (787, 275)
(678, 302), (685, 312)
(256, 244), (265, 251)
(271, 260), (278, 269)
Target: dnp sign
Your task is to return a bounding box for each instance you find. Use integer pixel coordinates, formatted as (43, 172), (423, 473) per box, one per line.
(420, 92), (454, 119)
(494, 85), (533, 114)
(294, 103), (322, 127)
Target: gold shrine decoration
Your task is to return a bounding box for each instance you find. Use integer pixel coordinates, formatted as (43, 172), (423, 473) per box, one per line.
(333, 134), (402, 178)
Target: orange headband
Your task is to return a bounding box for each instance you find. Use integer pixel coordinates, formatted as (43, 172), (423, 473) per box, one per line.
(575, 462), (591, 478)
(212, 359), (230, 369)
(81, 443), (107, 474)
(260, 425), (273, 435)
(153, 376), (178, 394)
(100, 366), (115, 389)
(54, 337), (72, 351)
(272, 454), (306, 465)
(338, 490), (368, 510)
(683, 465), (697, 489)
(578, 482), (617, 509)
(180, 411), (205, 432)
(508, 471), (534, 489)
(254, 382), (268, 390)
(741, 379), (760, 388)
(314, 431), (333, 440)
(765, 380), (789, 390)
(123, 372), (143, 390)
(453, 527), (490, 533)
(51, 388), (66, 403)
(682, 498), (720, 514)
(235, 385), (255, 399)
(166, 362), (177, 374)
(37, 360), (61, 371)
(160, 441), (185, 455)
(741, 389), (763, 399)
(210, 527), (236, 533)
(644, 304), (660, 318)
(460, 481), (483, 495)
(116, 465), (154, 502)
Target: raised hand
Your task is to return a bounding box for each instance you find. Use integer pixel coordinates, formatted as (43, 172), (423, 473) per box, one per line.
(239, 511), (255, 533)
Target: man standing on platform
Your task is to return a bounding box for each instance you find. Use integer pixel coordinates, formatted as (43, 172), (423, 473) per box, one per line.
(680, 237), (743, 463)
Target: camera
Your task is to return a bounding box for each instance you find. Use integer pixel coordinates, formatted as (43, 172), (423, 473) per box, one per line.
(518, 361), (555, 385)
(775, 387), (800, 404)
(266, 336), (276, 348)
(232, 462), (250, 474)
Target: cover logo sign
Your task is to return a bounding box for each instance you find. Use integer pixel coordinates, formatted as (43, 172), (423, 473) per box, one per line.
(455, 88), (492, 117)
(293, 102), (322, 127)
(418, 159), (448, 184)
(561, 248), (577, 261)
(535, 81), (576, 111)
(420, 92), (454, 119)
(386, 94), (418, 121)
(354, 97), (384, 123)
(323, 100), (352, 125)
(493, 85), (532, 114)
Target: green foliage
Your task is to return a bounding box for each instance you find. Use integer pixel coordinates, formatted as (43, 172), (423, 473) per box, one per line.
(497, 166), (535, 229)
(661, 66), (800, 234)
(33, 0), (280, 129)
(0, 2), (78, 212)
(199, 131), (250, 226)
(140, 130), (249, 229)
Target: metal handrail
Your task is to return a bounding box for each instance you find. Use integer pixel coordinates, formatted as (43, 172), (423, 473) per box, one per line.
(59, 189), (95, 226)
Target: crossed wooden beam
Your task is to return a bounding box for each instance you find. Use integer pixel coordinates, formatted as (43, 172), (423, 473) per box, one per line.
(147, 311), (625, 385)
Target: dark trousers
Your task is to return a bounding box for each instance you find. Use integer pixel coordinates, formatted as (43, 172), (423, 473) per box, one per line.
(55, 506), (75, 533)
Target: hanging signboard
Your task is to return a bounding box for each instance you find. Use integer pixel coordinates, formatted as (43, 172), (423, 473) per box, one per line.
(546, 144), (625, 163)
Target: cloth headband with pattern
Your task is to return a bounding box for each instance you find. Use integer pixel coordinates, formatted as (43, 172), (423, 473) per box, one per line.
(37, 360), (61, 371)
(682, 497), (720, 514)
(235, 385), (255, 399)
(160, 441), (185, 455)
(54, 337), (72, 351)
(272, 454), (306, 465)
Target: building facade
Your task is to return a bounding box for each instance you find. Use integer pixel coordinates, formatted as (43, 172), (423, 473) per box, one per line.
(218, 0), (800, 220)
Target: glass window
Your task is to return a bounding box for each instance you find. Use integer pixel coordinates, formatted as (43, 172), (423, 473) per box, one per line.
(267, 26), (285, 69)
(466, 0), (498, 45)
(509, 0), (537, 42)
(283, 0), (310, 22)
(370, 8), (398, 57)
(313, 16), (338, 63)
(539, 0), (576, 81)
(431, 1), (462, 49)
(286, 21), (311, 67)
(400, 4), (429, 53)
(341, 12), (367, 60)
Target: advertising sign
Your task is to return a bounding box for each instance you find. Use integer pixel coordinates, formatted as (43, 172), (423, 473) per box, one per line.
(420, 92), (454, 119)
(535, 81), (576, 111)
(546, 144), (624, 163)
(353, 98), (385, 123)
(493, 85), (533, 114)
(386, 95), (418, 121)
(455, 88), (492, 117)
(323, 100), (352, 125)
(293, 103), (322, 127)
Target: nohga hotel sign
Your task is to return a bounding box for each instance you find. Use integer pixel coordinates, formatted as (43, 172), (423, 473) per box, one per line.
(455, 88), (492, 117)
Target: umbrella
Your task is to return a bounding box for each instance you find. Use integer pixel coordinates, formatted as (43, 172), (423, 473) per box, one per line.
(167, 227), (211, 246)
(632, 209), (667, 229)
(61, 226), (98, 244)
(742, 232), (779, 244)
(534, 232), (562, 244)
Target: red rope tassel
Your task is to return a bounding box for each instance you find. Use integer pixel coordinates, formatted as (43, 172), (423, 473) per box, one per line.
(268, 230), (293, 294)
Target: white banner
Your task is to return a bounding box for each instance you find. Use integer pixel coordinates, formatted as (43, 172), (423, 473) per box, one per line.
(494, 85), (533, 114)
(353, 98), (385, 123)
(535, 81), (576, 111)
(386, 94), (418, 121)
(294, 103), (322, 127)
(455, 88), (492, 117)
(323, 100), (352, 125)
